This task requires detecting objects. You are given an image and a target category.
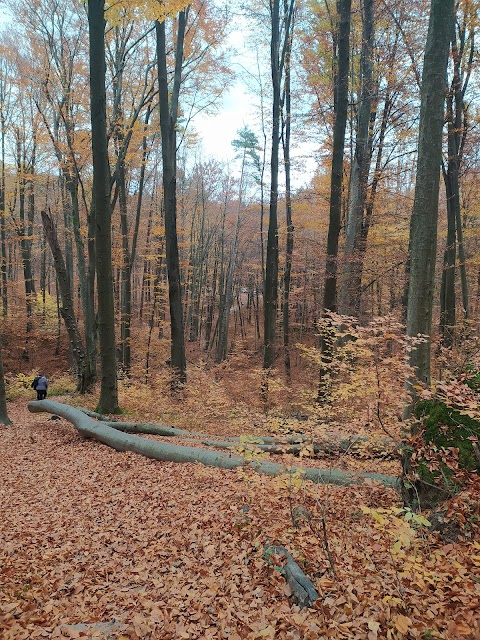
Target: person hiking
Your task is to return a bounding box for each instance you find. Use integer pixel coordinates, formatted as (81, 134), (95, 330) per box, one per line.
(34, 374), (48, 400)
(31, 374), (40, 393)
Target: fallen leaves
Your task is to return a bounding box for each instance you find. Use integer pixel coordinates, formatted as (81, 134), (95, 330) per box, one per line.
(0, 403), (479, 639)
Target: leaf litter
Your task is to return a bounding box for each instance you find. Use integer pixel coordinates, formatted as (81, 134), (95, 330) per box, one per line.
(0, 403), (479, 639)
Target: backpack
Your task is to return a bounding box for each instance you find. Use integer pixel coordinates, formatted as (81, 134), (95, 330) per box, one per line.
(32, 375), (40, 390)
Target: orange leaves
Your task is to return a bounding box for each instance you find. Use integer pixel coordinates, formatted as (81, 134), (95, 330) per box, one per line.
(1, 402), (480, 639)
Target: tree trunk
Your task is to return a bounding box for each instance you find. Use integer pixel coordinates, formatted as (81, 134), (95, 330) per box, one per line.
(16, 132), (36, 339)
(216, 158), (244, 363)
(0, 333), (11, 425)
(322, 0), (352, 314)
(0, 113), (7, 316)
(41, 210), (87, 391)
(317, 0), (352, 403)
(263, 0), (282, 370)
(118, 161), (132, 374)
(156, 14), (187, 384)
(406, 0), (454, 390)
(68, 177), (97, 390)
(282, 0), (295, 383)
(88, 0), (119, 413)
(338, 0), (375, 318)
(440, 161), (456, 347)
(28, 400), (398, 489)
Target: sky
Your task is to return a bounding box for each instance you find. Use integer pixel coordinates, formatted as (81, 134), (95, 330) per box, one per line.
(190, 24), (319, 189)
(0, 4), (318, 189)
(192, 81), (318, 189)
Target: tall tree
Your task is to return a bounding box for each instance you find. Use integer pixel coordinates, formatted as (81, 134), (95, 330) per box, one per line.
(338, 0), (375, 318)
(0, 333), (10, 425)
(322, 0), (352, 315)
(439, 4), (475, 346)
(41, 210), (87, 391)
(264, 0), (295, 370)
(88, 0), (119, 412)
(317, 0), (352, 403)
(216, 126), (260, 363)
(27, 0), (97, 389)
(0, 49), (13, 317)
(156, 9), (188, 384)
(281, 0), (295, 381)
(406, 0), (455, 389)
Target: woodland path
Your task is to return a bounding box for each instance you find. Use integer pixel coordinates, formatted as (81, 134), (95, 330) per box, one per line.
(1, 402), (478, 639)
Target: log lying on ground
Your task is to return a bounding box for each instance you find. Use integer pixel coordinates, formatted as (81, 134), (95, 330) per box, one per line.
(265, 544), (319, 608)
(78, 408), (307, 443)
(28, 400), (398, 488)
(202, 438), (397, 458)
(78, 408), (191, 436)
(77, 407), (396, 456)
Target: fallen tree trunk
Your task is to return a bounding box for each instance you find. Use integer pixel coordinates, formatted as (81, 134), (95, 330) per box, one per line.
(264, 544), (319, 608)
(77, 408), (306, 443)
(28, 400), (398, 488)
(202, 438), (397, 458)
(77, 407), (396, 456)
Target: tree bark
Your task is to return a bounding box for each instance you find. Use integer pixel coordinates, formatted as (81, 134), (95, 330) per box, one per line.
(317, 0), (352, 404)
(264, 544), (318, 608)
(156, 14), (187, 384)
(322, 0), (352, 314)
(41, 211), (87, 391)
(406, 0), (454, 389)
(28, 400), (398, 488)
(282, 0), (295, 383)
(338, 0), (375, 318)
(263, 0), (282, 370)
(88, 0), (119, 412)
(0, 333), (11, 425)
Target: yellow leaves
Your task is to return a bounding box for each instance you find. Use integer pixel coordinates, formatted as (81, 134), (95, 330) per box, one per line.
(360, 506), (432, 558)
(254, 625), (276, 638)
(299, 442), (315, 458)
(393, 614), (411, 635)
(233, 435), (269, 461)
(382, 595), (403, 605)
(273, 467), (306, 493)
(104, 0), (190, 26)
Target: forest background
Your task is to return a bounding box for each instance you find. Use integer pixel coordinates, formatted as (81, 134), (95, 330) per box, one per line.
(0, 0), (478, 411)
(0, 0), (480, 636)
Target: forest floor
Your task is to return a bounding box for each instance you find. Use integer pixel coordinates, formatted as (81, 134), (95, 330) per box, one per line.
(1, 398), (479, 640)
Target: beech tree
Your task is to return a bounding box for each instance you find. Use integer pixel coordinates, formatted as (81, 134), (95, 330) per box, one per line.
(0, 48), (13, 317)
(338, 0), (375, 318)
(88, 0), (119, 413)
(0, 334), (10, 425)
(24, 0), (97, 389)
(317, 0), (352, 403)
(321, 0), (352, 315)
(439, 3), (475, 346)
(264, 0), (295, 370)
(216, 126), (260, 363)
(156, 9), (188, 384)
(406, 0), (455, 389)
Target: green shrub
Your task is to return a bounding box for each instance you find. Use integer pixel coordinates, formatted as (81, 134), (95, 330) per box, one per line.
(415, 399), (480, 473)
(465, 365), (480, 393)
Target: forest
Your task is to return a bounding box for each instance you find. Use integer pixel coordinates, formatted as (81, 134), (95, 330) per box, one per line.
(0, 0), (479, 638)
